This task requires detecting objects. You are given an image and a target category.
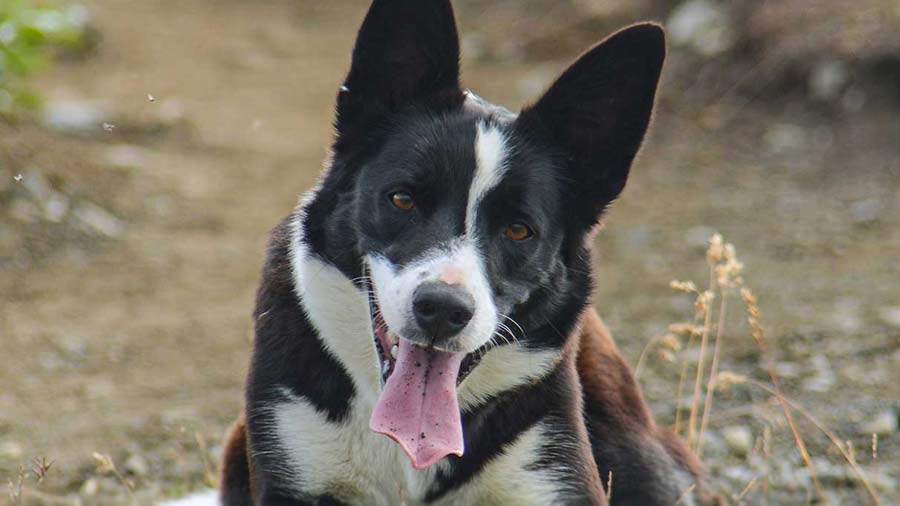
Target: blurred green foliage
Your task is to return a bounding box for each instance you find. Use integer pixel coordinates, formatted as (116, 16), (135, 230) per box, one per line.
(0, 0), (89, 111)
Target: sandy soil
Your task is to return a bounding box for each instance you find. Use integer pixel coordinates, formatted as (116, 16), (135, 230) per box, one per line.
(2, 0), (898, 504)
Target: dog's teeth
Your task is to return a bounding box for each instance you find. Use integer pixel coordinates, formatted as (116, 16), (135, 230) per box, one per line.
(382, 360), (391, 375)
(388, 333), (398, 345)
(390, 345), (398, 359)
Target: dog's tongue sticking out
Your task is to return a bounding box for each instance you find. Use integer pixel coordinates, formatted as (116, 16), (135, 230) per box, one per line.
(370, 339), (464, 470)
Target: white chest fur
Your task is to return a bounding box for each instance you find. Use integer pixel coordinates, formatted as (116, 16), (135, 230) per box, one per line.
(267, 389), (562, 505)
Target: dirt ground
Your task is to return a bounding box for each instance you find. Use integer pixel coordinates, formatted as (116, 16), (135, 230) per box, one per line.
(2, 0), (898, 504)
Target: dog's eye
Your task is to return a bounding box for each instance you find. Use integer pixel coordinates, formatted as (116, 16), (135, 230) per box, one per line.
(390, 191), (415, 211)
(504, 223), (532, 241)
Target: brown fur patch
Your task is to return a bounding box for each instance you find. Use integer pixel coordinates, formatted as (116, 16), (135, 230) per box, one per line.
(576, 308), (725, 505)
(576, 308), (654, 430)
(220, 415), (253, 506)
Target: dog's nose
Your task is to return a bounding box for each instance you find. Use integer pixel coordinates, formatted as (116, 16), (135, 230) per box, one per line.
(412, 282), (474, 341)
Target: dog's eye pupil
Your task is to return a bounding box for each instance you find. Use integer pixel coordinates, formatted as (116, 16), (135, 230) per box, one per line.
(504, 223), (532, 241)
(391, 192), (414, 211)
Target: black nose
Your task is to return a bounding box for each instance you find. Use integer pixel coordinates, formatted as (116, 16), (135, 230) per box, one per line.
(412, 282), (475, 342)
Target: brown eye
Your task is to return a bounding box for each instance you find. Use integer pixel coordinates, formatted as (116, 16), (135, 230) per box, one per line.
(504, 223), (532, 241)
(390, 191), (415, 211)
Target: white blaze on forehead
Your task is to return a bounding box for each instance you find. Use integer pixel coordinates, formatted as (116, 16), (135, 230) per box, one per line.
(466, 122), (510, 236)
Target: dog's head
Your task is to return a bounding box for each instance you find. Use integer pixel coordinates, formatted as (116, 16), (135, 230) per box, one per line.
(298, 0), (665, 469)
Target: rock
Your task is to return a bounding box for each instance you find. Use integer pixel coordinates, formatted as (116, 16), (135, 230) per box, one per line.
(73, 202), (125, 238)
(80, 478), (100, 496)
(861, 408), (898, 435)
(809, 59), (849, 101)
(103, 144), (148, 171)
(699, 431), (727, 459)
(43, 193), (70, 223)
(721, 425), (754, 457)
(124, 453), (149, 476)
(42, 99), (106, 133)
(877, 306), (900, 329)
(667, 0), (732, 57)
(869, 471), (898, 493)
(828, 297), (862, 334)
(0, 440), (23, 460)
(850, 198), (882, 224)
(802, 354), (836, 393)
(764, 124), (808, 154)
(720, 465), (756, 485)
(774, 361), (801, 379)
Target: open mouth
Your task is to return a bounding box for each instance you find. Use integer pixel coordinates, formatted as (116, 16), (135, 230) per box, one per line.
(367, 282), (486, 387)
(363, 277), (487, 470)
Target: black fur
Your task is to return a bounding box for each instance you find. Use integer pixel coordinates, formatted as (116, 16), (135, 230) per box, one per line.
(231, 0), (698, 504)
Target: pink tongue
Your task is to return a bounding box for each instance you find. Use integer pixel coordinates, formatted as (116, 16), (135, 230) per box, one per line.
(370, 339), (465, 469)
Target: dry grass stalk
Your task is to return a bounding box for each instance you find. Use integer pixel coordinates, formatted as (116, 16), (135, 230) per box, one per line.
(736, 476), (759, 504)
(697, 292), (728, 457)
(697, 239), (743, 456)
(756, 381), (880, 504)
(92, 452), (136, 504)
(665, 234), (884, 504)
(195, 431), (219, 488)
(738, 288), (827, 504)
(673, 484), (697, 506)
(686, 274), (714, 450)
(718, 370), (883, 506)
(7, 466), (25, 506)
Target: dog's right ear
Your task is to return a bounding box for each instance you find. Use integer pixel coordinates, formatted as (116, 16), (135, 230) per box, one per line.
(335, 0), (462, 135)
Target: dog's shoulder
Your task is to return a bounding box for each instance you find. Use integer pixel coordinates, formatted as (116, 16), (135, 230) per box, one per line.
(575, 308), (725, 505)
(575, 308), (653, 429)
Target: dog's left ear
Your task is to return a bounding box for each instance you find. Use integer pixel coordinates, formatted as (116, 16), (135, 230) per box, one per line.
(336, 0), (462, 135)
(517, 23), (666, 223)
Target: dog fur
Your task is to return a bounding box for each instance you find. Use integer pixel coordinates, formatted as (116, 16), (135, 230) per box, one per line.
(210, 0), (723, 504)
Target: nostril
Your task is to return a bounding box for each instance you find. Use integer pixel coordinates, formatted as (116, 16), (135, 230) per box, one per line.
(415, 300), (437, 318)
(448, 309), (472, 326)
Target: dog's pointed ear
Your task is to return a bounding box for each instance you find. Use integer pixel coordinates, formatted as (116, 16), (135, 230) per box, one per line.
(517, 23), (666, 222)
(336, 0), (462, 134)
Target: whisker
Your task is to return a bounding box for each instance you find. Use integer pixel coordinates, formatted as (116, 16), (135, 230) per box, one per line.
(502, 314), (526, 337)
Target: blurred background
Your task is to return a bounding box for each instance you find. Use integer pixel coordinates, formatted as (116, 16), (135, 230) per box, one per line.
(1, 0), (898, 504)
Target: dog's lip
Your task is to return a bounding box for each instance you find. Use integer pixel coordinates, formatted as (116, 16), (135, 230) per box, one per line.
(363, 277), (486, 387)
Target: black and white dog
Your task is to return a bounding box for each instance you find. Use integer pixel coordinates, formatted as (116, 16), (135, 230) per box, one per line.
(200, 1), (722, 505)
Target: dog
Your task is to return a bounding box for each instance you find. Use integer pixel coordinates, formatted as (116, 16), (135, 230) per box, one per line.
(210, 0), (722, 504)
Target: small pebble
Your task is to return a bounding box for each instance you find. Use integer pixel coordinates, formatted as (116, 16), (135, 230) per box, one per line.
(877, 306), (900, 329)
(802, 354), (836, 393)
(81, 478), (100, 496)
(124, 453), (149, 476)
(721, 425), (753, 457)
(42, 99), (106, 133)
(0, 440), (23, 459)
(862, 408), (898, 435)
